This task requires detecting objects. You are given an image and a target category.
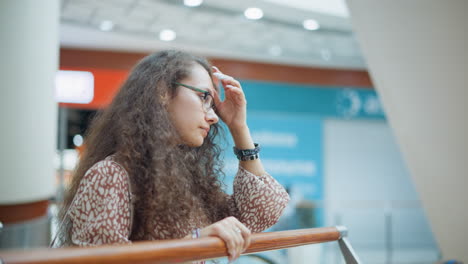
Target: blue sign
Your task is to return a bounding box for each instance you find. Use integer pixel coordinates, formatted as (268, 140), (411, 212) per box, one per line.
(221, 113), (322, 200)
(241, 80), (385, 119)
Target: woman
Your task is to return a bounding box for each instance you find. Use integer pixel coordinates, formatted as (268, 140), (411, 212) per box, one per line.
(54, 50), (289, 262)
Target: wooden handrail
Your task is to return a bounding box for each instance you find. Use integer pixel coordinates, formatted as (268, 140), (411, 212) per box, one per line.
(0, 227), (342, 264)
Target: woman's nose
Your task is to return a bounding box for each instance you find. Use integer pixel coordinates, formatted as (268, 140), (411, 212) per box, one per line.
(205, 108), (219, 125)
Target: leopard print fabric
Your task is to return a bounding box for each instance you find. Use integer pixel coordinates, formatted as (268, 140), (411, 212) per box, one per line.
(68, 156), (290, 245)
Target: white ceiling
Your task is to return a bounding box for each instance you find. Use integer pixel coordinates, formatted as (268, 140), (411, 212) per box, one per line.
(60, 0), (366, 69)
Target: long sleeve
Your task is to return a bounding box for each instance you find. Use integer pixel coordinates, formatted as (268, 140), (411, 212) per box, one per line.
(230, 166), (290, 233)
(68, 159), (132, 246)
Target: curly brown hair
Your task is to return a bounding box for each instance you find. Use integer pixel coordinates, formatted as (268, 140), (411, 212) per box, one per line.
(57, 50), (232, 245)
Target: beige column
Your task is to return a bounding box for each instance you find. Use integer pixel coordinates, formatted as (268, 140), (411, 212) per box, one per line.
(347, 0), (468, 261)
(0, 0), (60, 247)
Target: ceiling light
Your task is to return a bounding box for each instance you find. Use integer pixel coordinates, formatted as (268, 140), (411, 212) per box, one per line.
(159, 29), (176, 41)
(99, 20), (114, 31)
(303, 19), (320, 30)
(184, 0), (203, 7)
(244, 7), (263, 20)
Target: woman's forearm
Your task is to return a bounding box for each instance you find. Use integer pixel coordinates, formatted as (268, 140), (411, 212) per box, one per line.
(229, 125), (265, 176)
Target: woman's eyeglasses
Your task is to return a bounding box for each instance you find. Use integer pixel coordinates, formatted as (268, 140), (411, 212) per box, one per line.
(173, 82), (215, 112)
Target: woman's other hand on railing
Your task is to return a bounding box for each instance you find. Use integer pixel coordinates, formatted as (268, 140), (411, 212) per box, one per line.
(200, 216), (251, 262)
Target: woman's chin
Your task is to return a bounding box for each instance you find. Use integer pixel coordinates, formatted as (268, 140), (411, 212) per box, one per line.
(183, 137), (204, 148)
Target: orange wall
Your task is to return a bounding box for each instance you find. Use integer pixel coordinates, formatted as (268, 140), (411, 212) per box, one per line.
(59, 48), (373, 109)
(59, 67), (128, 109)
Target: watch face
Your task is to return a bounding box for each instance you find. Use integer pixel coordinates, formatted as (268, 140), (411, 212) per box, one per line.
(234, 144), (260, 160)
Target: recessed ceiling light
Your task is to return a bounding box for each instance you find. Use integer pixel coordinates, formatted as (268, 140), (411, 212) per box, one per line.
(303, 19), (320, 30)
(99, 20), (114, 31)
(184, 0), (203, 7)
(159, 29), (176, 41)
(244, 7), (263, 20)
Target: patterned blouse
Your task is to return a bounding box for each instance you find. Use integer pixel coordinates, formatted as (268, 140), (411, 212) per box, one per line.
(67, 156), (290, 245)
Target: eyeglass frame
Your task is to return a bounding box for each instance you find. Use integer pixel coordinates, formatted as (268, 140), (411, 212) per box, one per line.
(172, 82), (216, 112)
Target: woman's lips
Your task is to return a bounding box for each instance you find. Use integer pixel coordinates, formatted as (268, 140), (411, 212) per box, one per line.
(201, 127), (209, 137)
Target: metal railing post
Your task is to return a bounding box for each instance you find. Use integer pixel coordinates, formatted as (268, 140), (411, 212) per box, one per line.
(336, 226), (362, 264)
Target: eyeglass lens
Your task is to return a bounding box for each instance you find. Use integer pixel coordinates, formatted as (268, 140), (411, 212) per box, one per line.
(203, 95), (213, 112)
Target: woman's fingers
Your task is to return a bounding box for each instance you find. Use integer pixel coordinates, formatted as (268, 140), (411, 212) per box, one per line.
(223, 84), (244, 100)
(226, 217), (251, 258)
(224, 217), (244, 260)
(223, 227), (242, 261)
(205, 223), (237, 260)
(212, 66), (242, 89)
(230, 227), (243, 260)
(200, 216), (251, 262)
(226, 85), (246, 107)
(212, 65), (221, 74)
(213, 85), (245, 111)
(211, 66), (222, 85)
(224, 230), (239, 261)
(212, 89), (221, 106)
(221, 76), (241, 90)
(211, 66), (246, 110)
(237, 223), (252, 251)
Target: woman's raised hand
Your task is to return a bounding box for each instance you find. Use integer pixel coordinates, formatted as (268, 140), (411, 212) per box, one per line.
(211, 66), (247, 131)
(199, 216), (251, 262)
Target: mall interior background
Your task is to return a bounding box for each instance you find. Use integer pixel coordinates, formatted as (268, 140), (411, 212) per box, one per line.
(1, 1), (467, 263)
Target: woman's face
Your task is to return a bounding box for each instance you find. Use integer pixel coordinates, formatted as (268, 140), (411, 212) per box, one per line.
(167, 63), (219, 147)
